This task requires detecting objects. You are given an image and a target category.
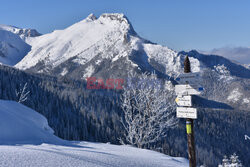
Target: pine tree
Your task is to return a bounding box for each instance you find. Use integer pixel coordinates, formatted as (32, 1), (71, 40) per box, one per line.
(222, 155), (230, 167)
(230, 153), (242, 167)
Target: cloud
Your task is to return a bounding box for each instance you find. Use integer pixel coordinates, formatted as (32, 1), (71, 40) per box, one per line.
(201, 47), (250, 65)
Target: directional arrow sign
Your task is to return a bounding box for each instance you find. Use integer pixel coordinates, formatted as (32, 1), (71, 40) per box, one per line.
(176, 72), (201, 85)
(175, 84), (203, 95)
(175, 95), (192, 106)
(176, 107), (197, 119)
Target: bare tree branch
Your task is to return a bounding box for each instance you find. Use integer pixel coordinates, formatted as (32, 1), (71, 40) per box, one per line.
(16, 83), (30, 103)
(120, 72), (177, 148)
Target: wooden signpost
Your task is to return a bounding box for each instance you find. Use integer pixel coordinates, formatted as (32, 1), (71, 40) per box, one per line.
(175, 95), (192, 107)
(175, 84), (203, 95)
(176, 72), (200, 84)
(174, 56), (201, 167)
(176, 107), (197, 119)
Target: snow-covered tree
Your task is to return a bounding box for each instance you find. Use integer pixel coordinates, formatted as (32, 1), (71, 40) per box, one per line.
(120, 72), (177, 148)
(230, 153), (243, 167)
(220, 155), (230, 167)
(218, 154), (243, 167)
(15, 83), (30, 103)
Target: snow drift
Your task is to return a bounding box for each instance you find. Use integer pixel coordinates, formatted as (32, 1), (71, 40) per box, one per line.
(0, 100), (62, 144)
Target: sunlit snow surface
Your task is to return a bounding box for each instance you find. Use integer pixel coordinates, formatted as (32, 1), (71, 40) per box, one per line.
(0, 142), (188, 167)
(0, 100), (188, 167)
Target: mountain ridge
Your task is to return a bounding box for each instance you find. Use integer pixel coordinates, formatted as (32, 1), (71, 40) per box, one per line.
(15, 13), (180, 81)
(0, 24), (41, 40)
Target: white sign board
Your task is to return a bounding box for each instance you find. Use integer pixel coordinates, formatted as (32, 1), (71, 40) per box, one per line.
(175, 84), (203, 95)
(175, 95), (192, 106)
(176, 72), (201, 85)
(176, 107), (197, 119)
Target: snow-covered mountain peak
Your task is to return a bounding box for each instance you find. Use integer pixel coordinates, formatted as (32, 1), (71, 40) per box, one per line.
(99, 13), (136, 35)
(14, 12), (250, 91)
(13, 13), (203, 79)
(15, 13), (141, 71)
(0, 24), (41, 40)
(77, 13), (135, 35)
(85, 13), (97, 22)
(99, 13), (128, 23)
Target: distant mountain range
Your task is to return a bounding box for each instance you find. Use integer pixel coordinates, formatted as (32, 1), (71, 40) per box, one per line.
(201, 46), (250, 65)
(0, 24), (41, 65)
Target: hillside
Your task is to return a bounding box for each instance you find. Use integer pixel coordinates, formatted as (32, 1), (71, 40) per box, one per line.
(0, 99), (188, 167)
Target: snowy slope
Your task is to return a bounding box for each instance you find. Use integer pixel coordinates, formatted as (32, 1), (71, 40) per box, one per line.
(0, 100), (63, 144)
(0, 24), (40, 66)
(0, 29), (31, 66)
(0, 99), (188, 167)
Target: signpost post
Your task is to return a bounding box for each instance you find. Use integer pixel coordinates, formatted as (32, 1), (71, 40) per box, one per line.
(175, 56), (197, 167)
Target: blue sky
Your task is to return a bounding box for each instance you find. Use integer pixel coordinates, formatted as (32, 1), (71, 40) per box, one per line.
(1, 0), (250, 52)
